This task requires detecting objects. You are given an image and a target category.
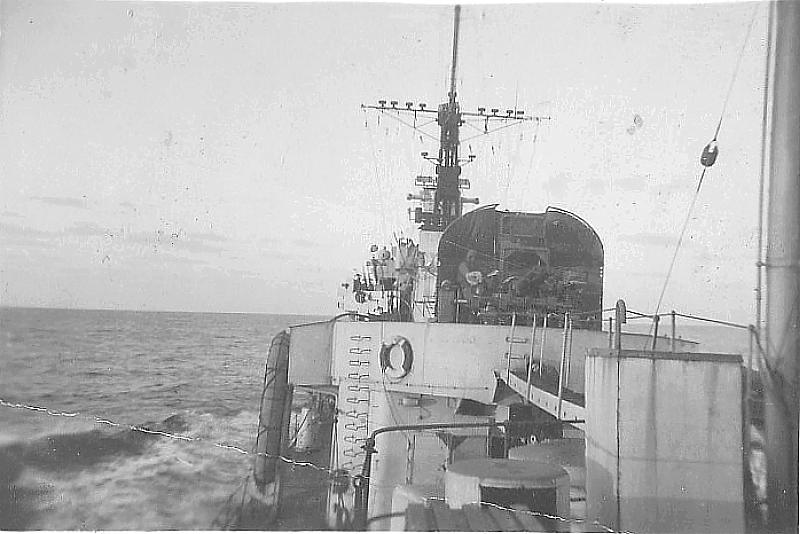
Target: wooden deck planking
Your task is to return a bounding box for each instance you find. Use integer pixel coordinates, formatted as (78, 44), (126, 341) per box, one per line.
(462, 503), (502, 532)
(511, 509), (548, 532)
(405, 503), (433, 531)
(485, 505), (525, 531)
(404, 501), (552, 532)
(428, 499), (470, 531)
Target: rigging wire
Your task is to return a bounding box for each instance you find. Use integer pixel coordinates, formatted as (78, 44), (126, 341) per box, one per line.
(462, 120), (488, 135)
(713, 4), (761, 142)
(515, 120), (543, 208)
(461, 118), (540, 143)
(365, 114), (390, 237)
(500, 121), (527, 209)
(645, 166), (708, 343)
(644, 3), (762, 344)
(379, 110), (440, 143)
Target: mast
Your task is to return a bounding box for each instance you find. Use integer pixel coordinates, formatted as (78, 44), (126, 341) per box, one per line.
(362, 5), (540, 232)
(449, 5), (460, 104)
(764, 0), (799, 531)
(434, 4), (464, 230)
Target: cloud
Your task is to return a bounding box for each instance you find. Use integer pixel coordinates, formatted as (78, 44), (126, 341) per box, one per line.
(68, 221), (107, 236)
(0, 221), (52, 238)
(658, 177), (701, 195)
(1, 220), (228, 262)
(291, 237), (317, 248)
(618, 232), (676, 248)
(1, 211), (23, 218)
(61, 222), (227, 253)
(187, 231), (229, 242)
(614, 175), (649, 192)
(30, 196), (88, 209)
(583, 178), (608, 196)
(543, 172), (573, 196)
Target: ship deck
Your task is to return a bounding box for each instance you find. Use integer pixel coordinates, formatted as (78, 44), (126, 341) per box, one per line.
(403, 494), (598, 532)
(405, 500), (551, 532)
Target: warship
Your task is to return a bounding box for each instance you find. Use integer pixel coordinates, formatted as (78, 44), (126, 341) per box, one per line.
(229, 4), (798, 532)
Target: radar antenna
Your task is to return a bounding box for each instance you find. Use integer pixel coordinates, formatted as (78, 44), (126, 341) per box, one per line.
(362, 5), (548, 231)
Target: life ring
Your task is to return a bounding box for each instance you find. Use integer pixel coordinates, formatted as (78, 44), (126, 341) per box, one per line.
(379, 336), (413, 382)
(250, 330), (291, 523)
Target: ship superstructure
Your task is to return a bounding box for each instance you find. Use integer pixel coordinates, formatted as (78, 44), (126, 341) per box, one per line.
(234, 4), (798, 533)
(338, 7), (603, 331)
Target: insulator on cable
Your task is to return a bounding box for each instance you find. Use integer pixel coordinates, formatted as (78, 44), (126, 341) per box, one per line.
(701, 140), (719, 167)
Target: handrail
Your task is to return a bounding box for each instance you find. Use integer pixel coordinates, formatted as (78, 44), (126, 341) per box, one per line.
(556, 312), (571, 420)
(621, 309), (748, 330)
(525, 314), (538, 405)
(670, 312), (749, 330)
(505, 312), (517, 384)
(539, 314), (548, 377)
(586, 307), (750, 332)
(290, 312), (372, 329)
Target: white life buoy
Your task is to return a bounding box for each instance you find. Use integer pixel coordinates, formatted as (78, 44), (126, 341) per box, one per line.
(379, 336), (413, 382)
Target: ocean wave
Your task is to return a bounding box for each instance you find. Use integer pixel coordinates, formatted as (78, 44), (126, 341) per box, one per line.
(0, 413), (192, 473)
(0, 308), (303, 529)
(0, 409), (258, 529)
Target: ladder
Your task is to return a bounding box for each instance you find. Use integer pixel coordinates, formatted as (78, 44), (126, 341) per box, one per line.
(503, 313), (539, 402)
(502, 313), (579, 423)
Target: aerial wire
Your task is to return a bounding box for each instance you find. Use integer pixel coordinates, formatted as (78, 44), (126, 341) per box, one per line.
(365, 114), (389, 238)
(644, 3), (762, 346)
(713, 4), (760, 142)
(518, 120), (543, 209)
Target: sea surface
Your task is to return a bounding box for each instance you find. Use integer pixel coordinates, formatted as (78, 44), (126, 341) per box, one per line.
(0, 307), (326, 530)
(0, 306), (755, 530)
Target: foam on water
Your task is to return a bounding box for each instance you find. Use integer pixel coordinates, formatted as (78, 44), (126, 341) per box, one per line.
(0, 307), (325, 530)
(5, 409), (262, 529)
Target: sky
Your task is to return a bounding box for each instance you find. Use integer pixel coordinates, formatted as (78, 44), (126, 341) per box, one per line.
(0, 0), (770, 321)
